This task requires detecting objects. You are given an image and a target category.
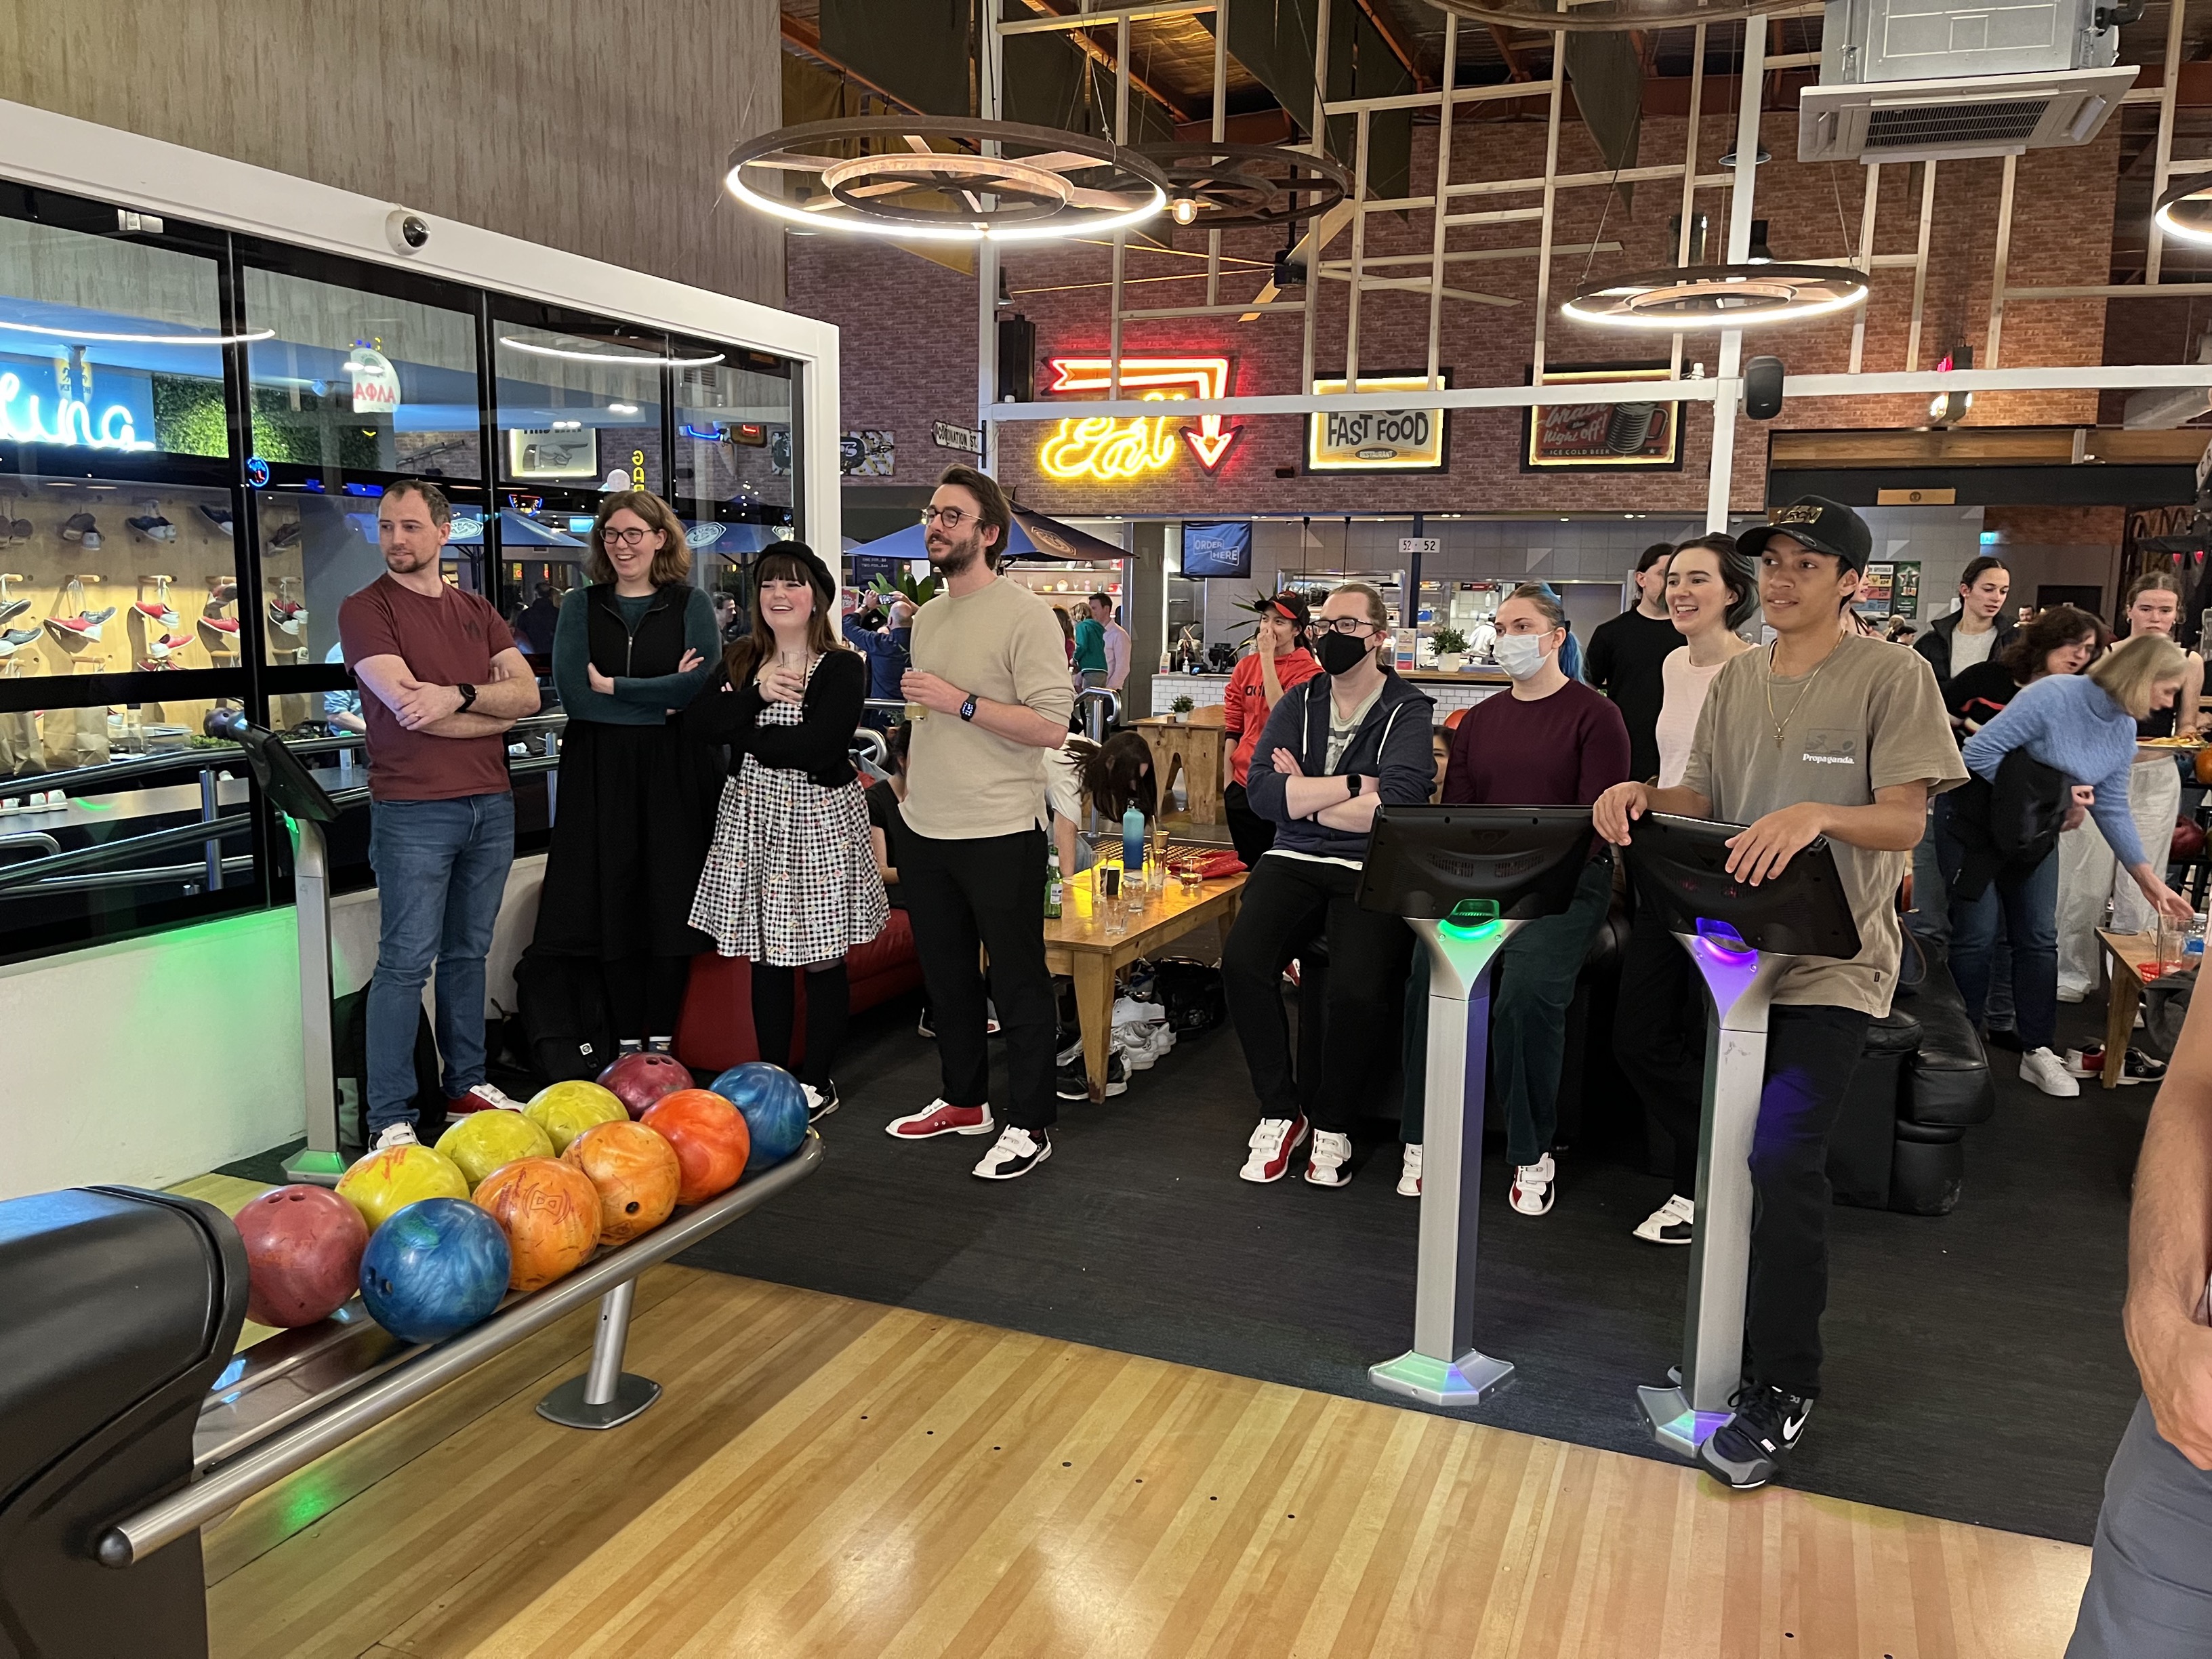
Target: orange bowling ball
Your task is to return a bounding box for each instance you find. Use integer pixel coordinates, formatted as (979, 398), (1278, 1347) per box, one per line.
(470, 1157), (600, 1293)
(562, 1120), (681, 1244)
(641, 1089), (752, 1206)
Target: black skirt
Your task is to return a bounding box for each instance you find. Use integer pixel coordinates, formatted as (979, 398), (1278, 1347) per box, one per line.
(532, 720), (720, 960)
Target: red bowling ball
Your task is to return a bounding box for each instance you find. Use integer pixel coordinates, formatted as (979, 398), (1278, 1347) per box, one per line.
(596, 1050), (693, 1120)
(234, 1184), (369, 1328)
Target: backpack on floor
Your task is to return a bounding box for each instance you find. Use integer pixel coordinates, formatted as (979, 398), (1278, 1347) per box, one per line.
(330, 987), (447, 1149)
(514, 947), (616, 1085)
(1152, 957), (1226, 1035)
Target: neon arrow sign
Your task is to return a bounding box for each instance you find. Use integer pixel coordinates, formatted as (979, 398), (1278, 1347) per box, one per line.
(1037, 356), (1242, 480)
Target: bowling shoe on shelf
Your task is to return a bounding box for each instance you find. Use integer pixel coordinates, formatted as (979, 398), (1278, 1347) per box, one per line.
(127, 512), (178, 543)
(60, 512), (102, 548)
(373, 1122), (420, 1151)
(147, 631), (194, 663)
(0, 596), (25, 626)
(198, 616), (242, 651)
(199, 504), (234, 535)
(886, 1099), (994, 1139)
(802, 1080), (839, 1122)
(44, 608), (115, 646)
(270, 521), (302, 549)
(134, 598), (182, 630)
(446, 1081), (525, 1120)
(268, 598), (306, 635)
(0, 626), (40, 657)
(970, 1126), (1050, 1181)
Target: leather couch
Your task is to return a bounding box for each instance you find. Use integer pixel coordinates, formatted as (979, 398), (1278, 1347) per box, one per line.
(673, 907), (926, 1073)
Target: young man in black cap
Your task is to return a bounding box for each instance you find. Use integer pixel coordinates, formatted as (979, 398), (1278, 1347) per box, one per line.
(1593, 495), (1965, 1492)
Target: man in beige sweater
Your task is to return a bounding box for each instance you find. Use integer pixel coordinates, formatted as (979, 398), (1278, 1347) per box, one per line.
(887, 466), (1077, 1180)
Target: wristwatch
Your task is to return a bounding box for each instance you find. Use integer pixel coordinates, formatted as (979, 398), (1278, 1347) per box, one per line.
(958, 693), (979, 722)
(456, 683), (478, 712)
(1345, 772), (1359, 798)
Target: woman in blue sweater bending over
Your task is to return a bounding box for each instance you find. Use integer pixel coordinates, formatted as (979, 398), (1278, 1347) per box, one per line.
(533, 491), (722, 1055)
(1954, 632), (2192, 1097)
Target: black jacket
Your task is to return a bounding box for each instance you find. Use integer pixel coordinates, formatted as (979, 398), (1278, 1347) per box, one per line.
(1914, 611), (2018, 699)
(1943, 746), (2070, 901)
(683, 647), (865, 788)
(1242, 668), (1437, 861)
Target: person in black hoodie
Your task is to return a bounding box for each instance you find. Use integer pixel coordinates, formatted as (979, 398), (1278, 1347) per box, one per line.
(1222, 581), (1436, 1190)
(533, 490), (721, 1057)
(1913, 556), (2018, 708)
(687, 542), (887, 1120)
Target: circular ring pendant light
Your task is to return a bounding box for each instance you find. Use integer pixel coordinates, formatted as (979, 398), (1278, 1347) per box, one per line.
(1427, 0), (1805, 30)
(2154, 176), (2212, 247)
(1132, 142), (1355, 228)
(1561, 264), (1872, 329)
(726, 117), (1170, 242)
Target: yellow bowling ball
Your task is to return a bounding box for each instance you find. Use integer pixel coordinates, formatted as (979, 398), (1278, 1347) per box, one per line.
(525, 1080), (628, 1154)
(435, 1109), (555, 1191)
(336, 1143), (470, 1233)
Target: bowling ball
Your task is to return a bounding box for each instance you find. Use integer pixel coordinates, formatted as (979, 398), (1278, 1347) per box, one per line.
(642, 1089), (752, 1206)
(359, 1197), (511, 1344)
(234, 1185), (368, 1328)
(2174, 815), (2207, 862)
(561, 1120), (681, 1244)
(708, 1063), (808, 1168)
(472, 1157), (601, 1293)
(336, 1143), (470, 1233)
(436, 1109), (556, 1191)
(597, 1050), (693, 1120)
(525, 1080), (627, 1153)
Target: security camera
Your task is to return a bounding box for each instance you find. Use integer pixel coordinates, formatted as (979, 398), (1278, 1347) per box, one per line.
(385, 209), (431, 255)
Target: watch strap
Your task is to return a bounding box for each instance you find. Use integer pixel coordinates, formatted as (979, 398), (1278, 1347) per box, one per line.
(457, 682), (478, 712)
(959, 694), (979, 722)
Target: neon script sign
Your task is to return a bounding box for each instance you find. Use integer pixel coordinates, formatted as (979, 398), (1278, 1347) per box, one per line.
(0, 371), (155, 451)
(1036, 356), (1241, 481)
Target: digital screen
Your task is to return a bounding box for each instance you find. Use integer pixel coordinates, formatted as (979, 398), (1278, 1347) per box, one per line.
(1182, 520), (1252, 578)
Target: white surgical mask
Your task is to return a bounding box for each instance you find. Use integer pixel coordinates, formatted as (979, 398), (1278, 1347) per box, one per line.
(1494, 633), (1549, 680)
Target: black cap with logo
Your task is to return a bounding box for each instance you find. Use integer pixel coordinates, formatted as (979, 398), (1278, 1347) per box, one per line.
(1736, 495), (1872, 574)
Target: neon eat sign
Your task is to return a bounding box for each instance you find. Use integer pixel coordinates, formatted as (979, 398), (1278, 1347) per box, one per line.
(0, 371), (155, 451)
(1036, 356), (1240, 481)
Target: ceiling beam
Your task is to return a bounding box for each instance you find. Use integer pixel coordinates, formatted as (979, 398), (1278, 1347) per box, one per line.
(1009, 0), (1197, 125)
(1489, 23), (1532, 81)
(1351, 0), (1434, 90)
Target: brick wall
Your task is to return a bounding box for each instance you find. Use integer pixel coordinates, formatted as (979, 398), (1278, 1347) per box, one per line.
(790, 110), (2117, 520)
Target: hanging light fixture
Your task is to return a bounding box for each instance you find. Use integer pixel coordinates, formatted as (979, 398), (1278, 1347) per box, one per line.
(1717, 141), (1772, 168)
(725, 117), (1169, 243)
(2154, 175), (2212, 247)
(1561, 264), (1871, 330)
(1132, 142), (1355, 229)
(1927, 348), (1975, 426)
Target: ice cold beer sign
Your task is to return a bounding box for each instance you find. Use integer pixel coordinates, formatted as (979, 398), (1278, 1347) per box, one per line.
(1306, 375), (1448, 472)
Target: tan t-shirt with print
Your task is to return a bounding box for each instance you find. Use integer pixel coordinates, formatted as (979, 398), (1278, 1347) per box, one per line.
(1680, 633), (1966, 1017)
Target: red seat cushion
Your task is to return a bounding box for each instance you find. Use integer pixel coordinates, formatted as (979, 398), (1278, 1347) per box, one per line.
(674, 911), (921, 1073)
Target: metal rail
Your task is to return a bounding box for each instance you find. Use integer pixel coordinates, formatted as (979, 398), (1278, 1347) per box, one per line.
(96, 1134), (823, 1569)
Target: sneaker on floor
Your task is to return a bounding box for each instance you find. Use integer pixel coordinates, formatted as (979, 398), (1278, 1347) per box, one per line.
(1118, 1027), (1160, 1071)
(2055, 984), (2089, 1004)
(1397, 1143), (1422, 1198)
(1696, 1383), (1813, 1492)
(1055, 1047), (1128, 1100)
(646, 1036), (674, 1056)
(2116, 1048), (2169, 1087)
(1304, 1129), (1353, 1187)
(617, 1037), (643, 1058)
(371, 1122), (419, 1151)
(1509, 1153), (1556, 1216)
(803, 1080), (840, 1122)
(886, 1099), (994, 1139)
(2064, 1044), (2106, 1078)
(2020, 1046), (2082, 1098)
(1054, 1028), (1085, 1067)
(916, 1010), (936, 1040)
(1240, 1114), (1309, 1184)
(972, 1125), (1051, 1180)
(1633, 1193), (1696, 1246)
(446, 1082), (524, 1119)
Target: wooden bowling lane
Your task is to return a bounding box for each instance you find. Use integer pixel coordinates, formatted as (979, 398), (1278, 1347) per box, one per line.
(205, 1268), (2089, 1659)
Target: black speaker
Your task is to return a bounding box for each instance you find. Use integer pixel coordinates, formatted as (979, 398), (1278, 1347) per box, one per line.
(996, 314), (1036, 403)
(1744, 355), (1784, 421)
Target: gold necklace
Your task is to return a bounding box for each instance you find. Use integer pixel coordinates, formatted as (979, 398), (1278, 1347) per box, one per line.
(1763, 637), (1840, 750)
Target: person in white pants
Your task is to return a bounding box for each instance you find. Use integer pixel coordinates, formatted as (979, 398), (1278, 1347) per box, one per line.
(2056, 572), (2204, 1000)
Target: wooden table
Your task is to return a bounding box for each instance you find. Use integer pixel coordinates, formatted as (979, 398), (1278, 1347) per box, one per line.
(2095, 928), (2193, 1090)
(1134, 716), (1224, 826)
(1044, 863), (1245, 1099)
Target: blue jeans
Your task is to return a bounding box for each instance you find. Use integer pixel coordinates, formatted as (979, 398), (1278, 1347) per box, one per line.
(366, 794), (515, 1132)
(1936, 815), (2060, 1052)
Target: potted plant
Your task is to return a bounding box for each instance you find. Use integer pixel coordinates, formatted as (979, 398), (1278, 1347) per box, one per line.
(1431, 627), (1469, 673)
(1170, 694), (1195, 724)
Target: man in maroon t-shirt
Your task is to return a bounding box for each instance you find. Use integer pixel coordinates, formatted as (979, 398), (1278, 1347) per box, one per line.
(338, 479), (540, 1151)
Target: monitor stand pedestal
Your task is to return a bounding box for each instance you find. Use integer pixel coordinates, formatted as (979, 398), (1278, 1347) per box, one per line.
(1370, 916), (1520, 1408)
(1637, 935), (1795, 1457)
(279, 815), (346, 1188)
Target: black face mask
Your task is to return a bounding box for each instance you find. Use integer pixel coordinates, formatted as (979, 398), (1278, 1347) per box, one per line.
(1317, 628), (1370, 676)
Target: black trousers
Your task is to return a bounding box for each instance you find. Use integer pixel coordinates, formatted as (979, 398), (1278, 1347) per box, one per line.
(1613, 903), (1711, 1197)
(751, 960), (849, 1090)
(602, 956), (691, 1044)
(1222, 781), (1276, 871)
(1747, 1004), (1870, 1399)
(1221, 855), (1412, 1134)
(901, 825), (1057, 1131)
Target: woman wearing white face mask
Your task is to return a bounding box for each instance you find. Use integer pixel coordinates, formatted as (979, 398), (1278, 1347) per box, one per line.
(1395, 585), (1629, 1212)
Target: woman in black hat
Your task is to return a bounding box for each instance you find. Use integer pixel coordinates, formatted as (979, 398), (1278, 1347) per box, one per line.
(686, 541), (887, 1119)
(533, 489), (722, 1057)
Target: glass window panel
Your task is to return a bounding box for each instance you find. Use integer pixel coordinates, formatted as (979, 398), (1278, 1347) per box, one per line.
(493, 323), (666, 495)
(243, 268), (481, 479)
(253, 481), (490, 670)
(672, 348), (796, 522)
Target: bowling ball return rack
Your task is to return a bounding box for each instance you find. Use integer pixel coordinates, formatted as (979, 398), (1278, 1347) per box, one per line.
(94, 1134), (821, 1572)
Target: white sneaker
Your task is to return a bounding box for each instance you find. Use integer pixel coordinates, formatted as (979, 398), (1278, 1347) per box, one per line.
(2055, 985), (2088, 1004)
(372, 1122), (419, 1151)
(1305, 1130), (1353, 1187)
(1117, 1025), (1162, 1071)
(1509, 1153), (1555, 1216)
(1397, 1143), (1422, 1197)
(1112, 994), (1166, 1029)
(2020, 1047), (2083, 1098)
(1240, 1114), (1309, 1183)
(971, 1125), (1050, 1180)
(1633, 1193), (1695, 1245)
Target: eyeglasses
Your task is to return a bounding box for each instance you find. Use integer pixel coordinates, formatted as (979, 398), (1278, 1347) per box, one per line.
(918, 506), (970, 528)
(602, 526), (656, 548)
(1315, 617), (1378, 636)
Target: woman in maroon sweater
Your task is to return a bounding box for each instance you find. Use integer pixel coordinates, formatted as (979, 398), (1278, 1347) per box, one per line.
(1397, 584), (1630, 1214)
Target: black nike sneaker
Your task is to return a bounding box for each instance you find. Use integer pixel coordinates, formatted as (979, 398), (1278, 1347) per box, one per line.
(1696, 1382), (1813, 1491)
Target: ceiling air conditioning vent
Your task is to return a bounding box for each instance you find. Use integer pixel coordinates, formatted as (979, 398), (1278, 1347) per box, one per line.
(1799, 66), (2137, 161)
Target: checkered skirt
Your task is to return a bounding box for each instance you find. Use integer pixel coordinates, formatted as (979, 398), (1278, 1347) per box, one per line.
(689, 676), (888, 966)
